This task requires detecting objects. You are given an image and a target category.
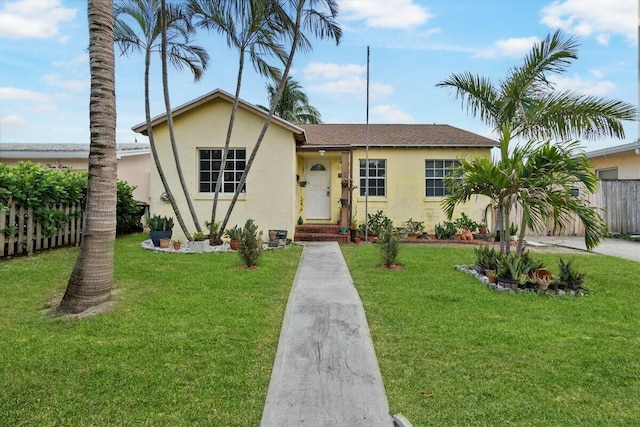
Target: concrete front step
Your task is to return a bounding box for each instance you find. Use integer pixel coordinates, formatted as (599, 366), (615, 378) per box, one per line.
(294, 224), (350, 244)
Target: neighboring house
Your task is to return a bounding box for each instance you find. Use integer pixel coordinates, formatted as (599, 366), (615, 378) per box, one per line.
(586, 139), (640, 180)
(0, 143), (151, 202)
(132, 89), (498, 241)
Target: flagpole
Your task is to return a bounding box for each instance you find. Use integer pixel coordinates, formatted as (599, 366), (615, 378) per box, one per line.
(365, 46), (370, 242)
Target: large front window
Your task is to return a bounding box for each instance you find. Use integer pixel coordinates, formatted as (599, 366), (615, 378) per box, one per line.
(199, 148), (246, 193)
(425, 160), (459, 197)
(359, 159), (386, 197)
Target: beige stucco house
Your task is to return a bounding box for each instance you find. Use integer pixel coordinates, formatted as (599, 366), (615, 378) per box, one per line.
(0, 143), (151, 202)
(586, 140), (640, 180)
(132, 89), (498, 241)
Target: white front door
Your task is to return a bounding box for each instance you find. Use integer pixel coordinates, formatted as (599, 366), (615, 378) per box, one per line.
(306, 160), (331, 219)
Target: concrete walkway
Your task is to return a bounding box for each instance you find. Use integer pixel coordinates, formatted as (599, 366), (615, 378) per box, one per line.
(526, 236), (640, 263)
(261, 242), (393, 427)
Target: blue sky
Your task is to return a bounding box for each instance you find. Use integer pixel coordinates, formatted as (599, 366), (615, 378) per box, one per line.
(0, 0), (637, 152)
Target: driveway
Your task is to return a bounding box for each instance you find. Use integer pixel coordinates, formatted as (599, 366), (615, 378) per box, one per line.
(526, 236), (640, 263)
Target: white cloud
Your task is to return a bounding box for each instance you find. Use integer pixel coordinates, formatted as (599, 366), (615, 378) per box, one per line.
(371, 105), (416, 123)
(475, 36), (540, 58)
(549, 74), (616, 97)
(0, 0), (77, 39)
(304, 62), (366, 80)
(53, 54), (89, 69)
(0, 87), (51, 102)
(339, 0), (434, 29)
(0, 113), (26, 130)
(303, 62), (393, 100)
(541, 0), (636, 45)
(44, 74), (88, 92)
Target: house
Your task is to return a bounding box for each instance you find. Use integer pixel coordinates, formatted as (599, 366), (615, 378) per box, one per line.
(132, 89), (498, 241)
(0, 143), (151, 202)
(585, 139), (640, 180)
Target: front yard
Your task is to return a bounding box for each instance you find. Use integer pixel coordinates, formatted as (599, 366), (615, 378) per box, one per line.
(2, 236), (639, 426)
(342, 244), (640, 426)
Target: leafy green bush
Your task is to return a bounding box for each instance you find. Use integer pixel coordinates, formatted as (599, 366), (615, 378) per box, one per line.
(239, 219), (263, 267)
(434, 221), (457, 240)
(405, 217), (425, 233)
(116, 181), (143, 235)
(454, 212), (480, 232)
(366, 210), (392, 237)
(379, 221), (399, 267)
(1, 162), (143, 237)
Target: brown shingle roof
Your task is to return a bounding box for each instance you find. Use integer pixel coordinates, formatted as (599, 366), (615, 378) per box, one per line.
(298, 124), (497, 149)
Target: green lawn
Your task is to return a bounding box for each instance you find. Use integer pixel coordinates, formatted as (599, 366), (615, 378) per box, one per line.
(0, 234), (301, 426)
(342, 244), (640, 427)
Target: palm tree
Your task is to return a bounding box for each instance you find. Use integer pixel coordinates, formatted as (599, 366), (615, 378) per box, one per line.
(438, 30), (636, 246)
(188, 0), (288, 242)
(442, 141), (607, 255)
(114, 0), (209, 238)
(437, 30), (637, 163)
(59, 0), (117, 314)
(218, 0), (342, 235)
(267, 75), (322, 123)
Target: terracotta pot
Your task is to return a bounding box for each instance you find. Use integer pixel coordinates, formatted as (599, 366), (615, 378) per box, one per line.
(354, 237), (361, 244)
(173, 242), (181, 251)
(159, 238), (170, 249)
(230, 239), (239, 250)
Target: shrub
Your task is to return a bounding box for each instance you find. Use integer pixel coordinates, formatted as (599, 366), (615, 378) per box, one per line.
(379, 221), (399, 267)
(116, 180), (143, 235)
(454, 212), (480, 232)
(366, 210), (392, 237)
(405, 218), (425, 233)
(434, 221), (457, 240)
(474, 245), (500, 271)
(239, 219), (263, 267)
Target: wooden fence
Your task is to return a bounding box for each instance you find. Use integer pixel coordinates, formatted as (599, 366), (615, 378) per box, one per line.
(0, 203), (84, 258)
(511, 180), (640, 237)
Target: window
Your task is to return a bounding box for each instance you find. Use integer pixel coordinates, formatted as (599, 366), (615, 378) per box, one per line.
(597, 168), (618, 180)
(425, 160), (460, 197)
(198, 148), (246, 193)
(359, 159), (386, 197)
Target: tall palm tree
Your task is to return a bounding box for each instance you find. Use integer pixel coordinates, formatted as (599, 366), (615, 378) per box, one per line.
(188, 0), (287, 241)
(267, 75), (322, 123)
(59, 0), (117, 314)
(218, 0), (342, 235)
(437, 30), (637, 163)
(438, 30), (636, 246)
(114, 0), (209, 238)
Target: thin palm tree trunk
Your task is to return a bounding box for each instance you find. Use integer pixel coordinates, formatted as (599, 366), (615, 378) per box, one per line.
(144, 39), (191, 239)
(59, 0), (116, 314)
(219, 1), (304, 234)
(160, 0), (201, 233)
(210, 50), (245, 241)
(516, 208), (528, 256)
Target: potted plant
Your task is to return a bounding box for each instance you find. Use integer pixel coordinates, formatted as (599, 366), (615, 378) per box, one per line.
(225, 225), (242, 250)
(497, 252), (533, 289)
(191, 231), (209, 252)
(474, 245), (499, 275)
(405, 218), (425, 238)
(396, 227), (408, 239)
(509, 222), (519, 242)
(557, 258), (585, 290)
(159, 237), (171, 248)
(148, 214), (174, 247)
(172, 239), (182, 251)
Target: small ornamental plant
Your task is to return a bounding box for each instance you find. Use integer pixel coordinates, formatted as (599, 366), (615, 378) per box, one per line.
(238, 219), (263, 268)
(379, 222), (400, 268)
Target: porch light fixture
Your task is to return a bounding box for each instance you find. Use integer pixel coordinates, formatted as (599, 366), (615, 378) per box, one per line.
(319, 150), (325, 156)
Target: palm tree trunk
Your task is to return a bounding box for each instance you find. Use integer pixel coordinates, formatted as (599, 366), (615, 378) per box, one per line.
(219, 1), (304, 234)
(210, 49), (246, 242)
(144, 32), (191, 239)
(516, 208), (528, 256)
(160, 0), (201, 233)
(59, 0), (116, 314)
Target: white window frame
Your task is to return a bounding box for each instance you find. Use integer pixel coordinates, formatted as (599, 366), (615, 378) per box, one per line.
(198, 148), (246, 194)
(359, 159), (386, 197)
(425, 160), (460, 197)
